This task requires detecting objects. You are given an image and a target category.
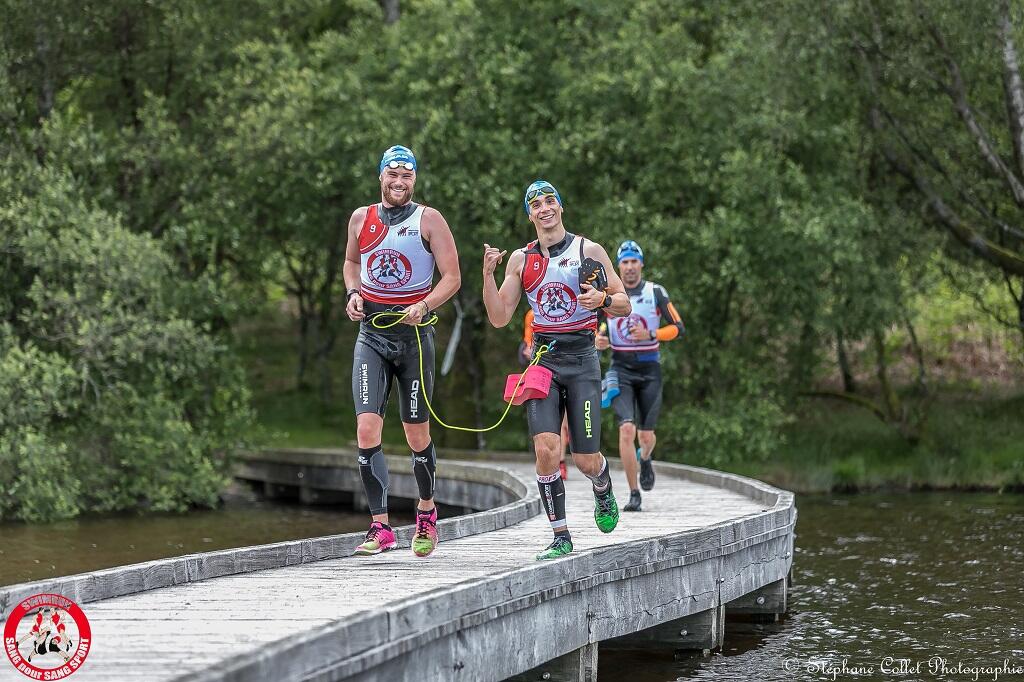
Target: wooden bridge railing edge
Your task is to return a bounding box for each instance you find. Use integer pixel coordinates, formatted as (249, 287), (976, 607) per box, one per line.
(0, 455), (542, 615)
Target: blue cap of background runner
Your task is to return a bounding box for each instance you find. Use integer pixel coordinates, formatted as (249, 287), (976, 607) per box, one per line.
(616, 240), (644, 264)
(523, 180), (562, 215)
(379, 145), (417, 173)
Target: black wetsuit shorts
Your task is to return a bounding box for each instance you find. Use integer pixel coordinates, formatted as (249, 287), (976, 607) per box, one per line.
(352, 326), (435, 424)
(526, 334), (602, 454)
(610, 359), (663, 430)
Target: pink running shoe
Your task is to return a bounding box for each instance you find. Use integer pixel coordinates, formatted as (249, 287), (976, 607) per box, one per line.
(412, 508), (438, 557)
(353, 521), (397, 555)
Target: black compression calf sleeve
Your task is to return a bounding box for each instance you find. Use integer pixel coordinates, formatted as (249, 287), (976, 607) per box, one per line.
(537, 472), (568, 532)
(586, 456), (612, 494)
(358, 445), (389, 515)
(412, 441), (436, 501)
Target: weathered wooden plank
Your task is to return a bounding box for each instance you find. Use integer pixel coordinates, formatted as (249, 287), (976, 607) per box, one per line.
(506, 642), (599, 682)
(602, 605), (722, 652)
(726, 577), (788, 619)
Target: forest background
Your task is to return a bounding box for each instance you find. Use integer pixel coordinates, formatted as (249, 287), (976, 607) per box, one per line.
(2, 0), (1023, 522)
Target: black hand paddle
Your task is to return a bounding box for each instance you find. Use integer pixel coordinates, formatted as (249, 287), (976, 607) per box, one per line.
(578, 257), (608, 291)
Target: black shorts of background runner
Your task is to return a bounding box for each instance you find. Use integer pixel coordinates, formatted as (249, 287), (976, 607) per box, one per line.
(611, 360), (662, 430)
(352, 328), (434, 424)
(526, 333), (602, 454)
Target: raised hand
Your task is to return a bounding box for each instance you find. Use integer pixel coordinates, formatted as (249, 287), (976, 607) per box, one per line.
(482, 243), (507, 277)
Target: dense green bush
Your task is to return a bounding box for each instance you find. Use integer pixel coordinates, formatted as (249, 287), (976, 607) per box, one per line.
(0, 160), (252, 522)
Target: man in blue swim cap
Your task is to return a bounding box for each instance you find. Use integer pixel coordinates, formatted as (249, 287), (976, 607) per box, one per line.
(596, 240), (685, 511)
(343, 144), (462, 558)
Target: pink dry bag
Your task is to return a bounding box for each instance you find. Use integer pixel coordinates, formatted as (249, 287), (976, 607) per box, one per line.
(503, 364), (553, 405)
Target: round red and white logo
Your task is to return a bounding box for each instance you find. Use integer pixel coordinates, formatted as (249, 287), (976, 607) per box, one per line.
(366, 249), (412, 289)
(537, 282), (578, 323)
(4, 593), (91, 679)
(616, 314), (649, 342)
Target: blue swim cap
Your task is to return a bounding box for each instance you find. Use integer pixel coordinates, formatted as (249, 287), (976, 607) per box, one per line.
(616, 240), (644, 264)
(523, 180), (562, 215)
(379, 145), (417, 173)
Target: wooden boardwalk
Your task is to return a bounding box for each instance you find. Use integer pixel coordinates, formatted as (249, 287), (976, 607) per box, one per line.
(0, 450), (795, 682)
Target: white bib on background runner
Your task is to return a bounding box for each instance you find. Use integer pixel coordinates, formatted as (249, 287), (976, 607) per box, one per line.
(359, 204), (434, 305)
(608, 281), (659, 352)
(522, 234), (598, 334)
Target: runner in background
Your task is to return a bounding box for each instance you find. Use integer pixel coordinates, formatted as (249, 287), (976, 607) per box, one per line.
(596, 240), (684, 512)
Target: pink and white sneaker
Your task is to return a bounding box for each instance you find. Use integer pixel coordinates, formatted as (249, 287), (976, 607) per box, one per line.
(353, 521), (397, 555)
(412, 508), (438, 557)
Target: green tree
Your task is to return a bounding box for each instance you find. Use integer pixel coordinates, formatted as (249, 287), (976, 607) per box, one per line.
(0, 145), (252, 521)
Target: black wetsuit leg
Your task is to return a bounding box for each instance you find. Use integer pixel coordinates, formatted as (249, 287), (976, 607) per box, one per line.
(526, 348), (602, 453)
(634, 362), (663, 430)
(352, 331), (396, 418)
(393, 329), (434, 424)
(611, 361), (662, 430)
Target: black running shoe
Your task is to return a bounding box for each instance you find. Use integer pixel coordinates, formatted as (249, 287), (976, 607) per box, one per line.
(639, 457), (656, 491)
(623, 489), (642, 512)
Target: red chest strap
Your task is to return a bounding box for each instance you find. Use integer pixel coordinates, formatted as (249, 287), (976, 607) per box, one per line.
(359, 205), (388, 254)
(521, 241), (548, 293)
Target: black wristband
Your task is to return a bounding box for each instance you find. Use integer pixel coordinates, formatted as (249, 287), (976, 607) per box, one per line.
(420, 301), (431, 317)
(346, 288), (359, 300)
(600, 293), (612, 309)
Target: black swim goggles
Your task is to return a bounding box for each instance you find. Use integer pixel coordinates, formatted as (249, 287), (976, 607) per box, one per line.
(525, 184), (558, 203)
(383, 160), (415, 170)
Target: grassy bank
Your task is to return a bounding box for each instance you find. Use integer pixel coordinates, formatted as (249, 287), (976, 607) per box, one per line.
(722, 392), (1024, 493)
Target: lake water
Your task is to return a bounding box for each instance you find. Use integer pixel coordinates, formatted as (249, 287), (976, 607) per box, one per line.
(600, 492), (1024, 681)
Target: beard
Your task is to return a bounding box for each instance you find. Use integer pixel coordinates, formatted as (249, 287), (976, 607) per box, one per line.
(381, 182), (414, 206)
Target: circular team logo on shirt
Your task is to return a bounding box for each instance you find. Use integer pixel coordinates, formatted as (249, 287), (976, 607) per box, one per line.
(4, 593), (92, 678)
(616, 314), (649, 343)
(537, 282), (578, 323)
(366, 249), (412, 289)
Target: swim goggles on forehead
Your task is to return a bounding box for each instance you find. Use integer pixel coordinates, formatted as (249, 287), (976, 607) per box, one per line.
(379, 145), (417, 173)
(616, 239), (644, 264)
(525, 184), (558, 202)
(523, 180), (563, 214)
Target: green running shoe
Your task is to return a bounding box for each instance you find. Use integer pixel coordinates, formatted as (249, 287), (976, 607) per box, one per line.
(535, 535), (573, 561)
(594, 488), (620, 533)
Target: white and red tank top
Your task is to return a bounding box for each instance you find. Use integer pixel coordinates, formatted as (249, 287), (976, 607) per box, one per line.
(359, 204), (434, 305)
(522, 234), (598, 334)
(608, 281), (659, 352)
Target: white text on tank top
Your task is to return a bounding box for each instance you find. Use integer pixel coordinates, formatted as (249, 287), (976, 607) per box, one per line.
(609, 281), (659, 352)
(523, 235), (598, 334)
(359, 205), (434, 305)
